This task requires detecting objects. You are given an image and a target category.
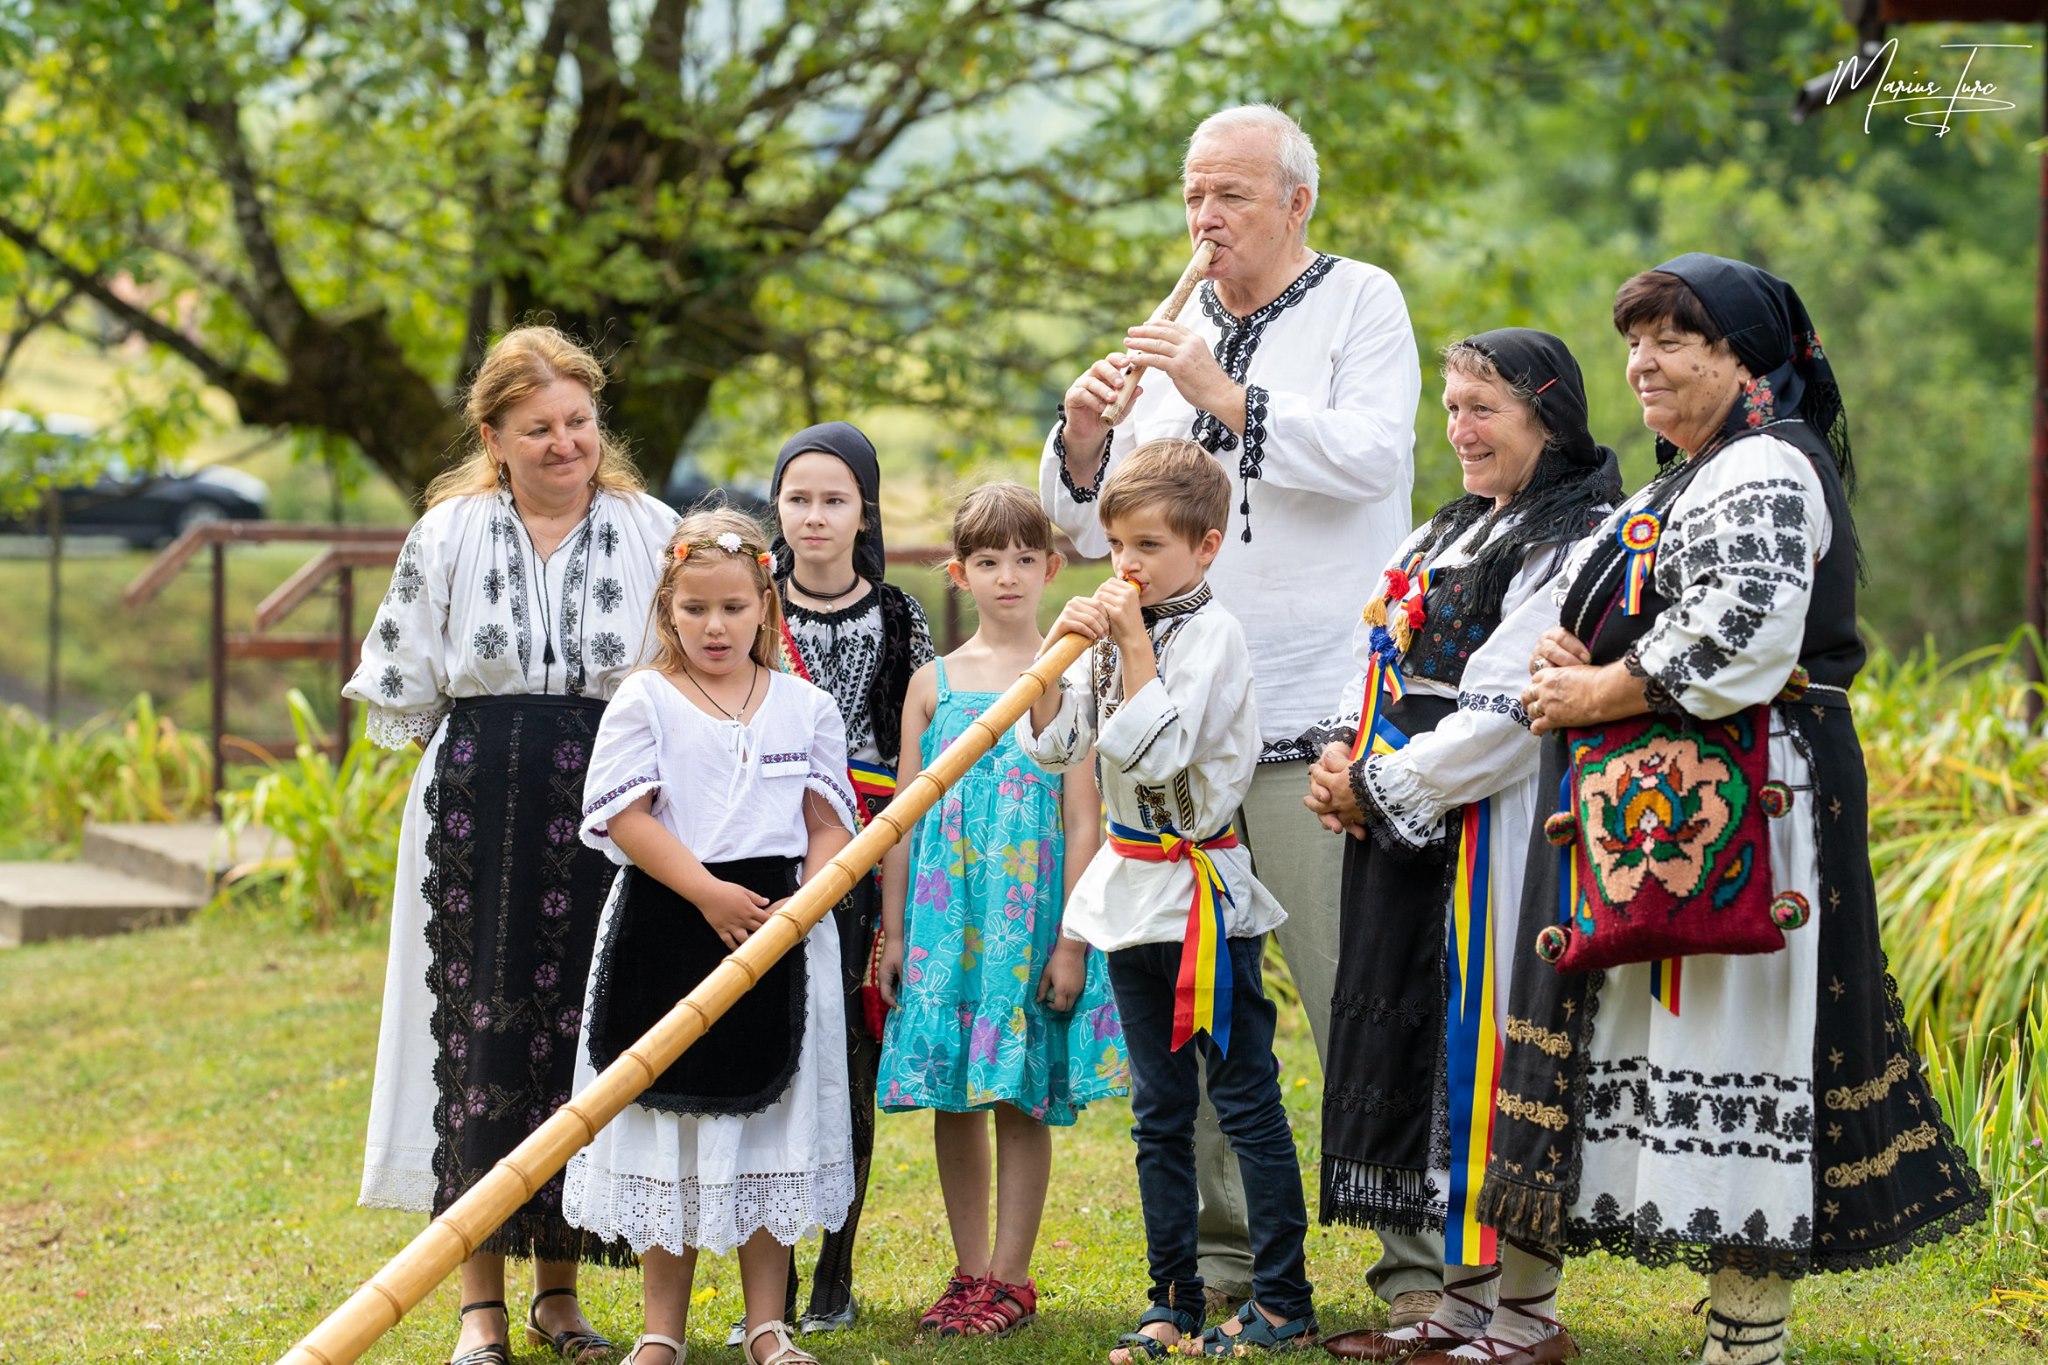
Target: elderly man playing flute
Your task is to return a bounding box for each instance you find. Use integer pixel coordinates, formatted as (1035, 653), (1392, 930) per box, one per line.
(1041, 104), (1433, 1325)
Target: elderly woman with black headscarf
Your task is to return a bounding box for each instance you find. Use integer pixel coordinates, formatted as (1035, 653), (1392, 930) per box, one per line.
(1482, 256), (1986, 1365)
(766, 421), (935, 1331)
(1303, 330), (1620, 1365)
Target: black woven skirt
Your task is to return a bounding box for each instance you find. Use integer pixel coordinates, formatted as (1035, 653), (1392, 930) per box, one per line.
(421, 693), (631, 1265)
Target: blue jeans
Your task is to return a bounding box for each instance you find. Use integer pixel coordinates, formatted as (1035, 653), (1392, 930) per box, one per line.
(1107, 935), (1314, 1323)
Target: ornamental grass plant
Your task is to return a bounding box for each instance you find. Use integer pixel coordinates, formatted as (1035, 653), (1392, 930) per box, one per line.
(1857, 629), (2048, 1042)
(0, 693), (212, 858)
(215, 688), (416, 929)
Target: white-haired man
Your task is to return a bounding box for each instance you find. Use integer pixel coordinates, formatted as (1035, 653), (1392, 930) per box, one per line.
(1041, 104), (1440, 1327)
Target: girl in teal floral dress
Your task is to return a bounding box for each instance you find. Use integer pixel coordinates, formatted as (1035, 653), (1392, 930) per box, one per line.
(877, 482), (1128, 1338)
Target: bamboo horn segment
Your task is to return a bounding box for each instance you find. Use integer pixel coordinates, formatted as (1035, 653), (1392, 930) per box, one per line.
(276, 629), (1095, 1365)
(1099, 238), (1216, 425)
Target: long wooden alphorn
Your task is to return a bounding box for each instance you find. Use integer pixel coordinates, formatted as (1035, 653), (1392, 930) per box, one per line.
(276, 630), (1095, 1365)
(1099, 238), (1216, 424)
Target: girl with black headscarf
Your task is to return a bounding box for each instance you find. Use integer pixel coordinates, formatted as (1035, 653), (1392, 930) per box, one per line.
(766, 421), (935, 1330)
(1490, 257), (1985, 1365)
(1306, 329), (1621, 1365)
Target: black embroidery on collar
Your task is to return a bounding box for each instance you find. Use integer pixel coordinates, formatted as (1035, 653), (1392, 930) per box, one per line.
(1189, 254), (1338, 543)
(1140, 582), (1213, 626)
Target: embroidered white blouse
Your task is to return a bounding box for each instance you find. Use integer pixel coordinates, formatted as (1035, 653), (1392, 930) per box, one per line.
(1551, 433), (1830, 719)
(1041, 253), (1420, 762)
(1343, 505), (1607, 851)
(343, 488), (681, 747)
(579, 668), (860, 863)
(1014, 593), (1285, 952)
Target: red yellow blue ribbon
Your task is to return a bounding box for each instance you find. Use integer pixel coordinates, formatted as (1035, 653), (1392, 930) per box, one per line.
(1108, 819), (1239, 1053)
(1445, 798), (1501, 1266)
(1649, 957), (1683, 1015)
(1349, 652), (1410, 763)
(1618, 512), (1662, 616)
(848, 758), (897, 809)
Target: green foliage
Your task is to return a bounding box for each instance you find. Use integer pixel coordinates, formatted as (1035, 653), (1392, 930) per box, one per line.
(0, 1), (1736, 493)
(0, 693), (212, 856)
(1923, 987), (2048, 1255)
(216, 688), (416, 929)
(1857, 630), (2048, 1041)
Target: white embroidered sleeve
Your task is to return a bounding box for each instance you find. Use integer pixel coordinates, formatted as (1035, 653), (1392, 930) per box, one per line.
(1629, 436), (1830, 720)
(345, 518), (454, 750)
(1015, 656), (1096, 772)
(804, 697), (861, 833)
(579, 674), (662, 863)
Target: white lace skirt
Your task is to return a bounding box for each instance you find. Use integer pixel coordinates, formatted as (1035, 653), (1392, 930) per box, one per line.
(563, 904), (856, 1255)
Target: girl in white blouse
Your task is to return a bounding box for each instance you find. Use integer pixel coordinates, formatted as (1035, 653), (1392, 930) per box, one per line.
(564, 510), (860, 1365)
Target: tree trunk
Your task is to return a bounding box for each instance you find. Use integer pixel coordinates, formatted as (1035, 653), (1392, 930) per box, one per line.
(43, 486), (62, 722)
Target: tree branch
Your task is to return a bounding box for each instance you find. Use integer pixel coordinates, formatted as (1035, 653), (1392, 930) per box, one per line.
(179, 93), (315, 350)
(0, 216), (263, 398)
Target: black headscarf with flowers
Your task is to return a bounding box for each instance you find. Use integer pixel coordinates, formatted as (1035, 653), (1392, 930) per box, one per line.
(1409, 327), (1625, 613)
(1651, 252), (1853, 495)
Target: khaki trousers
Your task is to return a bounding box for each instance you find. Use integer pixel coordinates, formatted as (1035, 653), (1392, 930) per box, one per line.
(1193, 761), (1445, 1303)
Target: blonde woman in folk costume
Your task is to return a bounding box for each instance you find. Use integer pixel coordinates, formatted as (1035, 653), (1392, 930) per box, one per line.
(344, 326), (680, 1365)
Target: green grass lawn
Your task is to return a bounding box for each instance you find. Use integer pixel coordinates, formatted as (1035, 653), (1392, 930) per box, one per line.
(0, 917), (2039, 1364)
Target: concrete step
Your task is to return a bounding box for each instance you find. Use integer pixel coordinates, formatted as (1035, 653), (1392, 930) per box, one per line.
(0, 863), (207, 948)
(79, 821), (278, 899)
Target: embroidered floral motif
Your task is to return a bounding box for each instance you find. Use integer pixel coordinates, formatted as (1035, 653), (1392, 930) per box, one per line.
(482, 568), (505, 605)
(590, 631), (626, 669)
(473, 623), (509, 660)
(1740, 375), (1776, 428)
(379, 665), (404, 700)
(378, 617), (400, 652)
(597, 522), (619, 556)
(594, 577), (623, 613)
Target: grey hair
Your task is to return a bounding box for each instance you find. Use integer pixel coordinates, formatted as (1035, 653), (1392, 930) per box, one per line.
(1441, 340), (1558, 452)
(1185, 104), (1320, 229)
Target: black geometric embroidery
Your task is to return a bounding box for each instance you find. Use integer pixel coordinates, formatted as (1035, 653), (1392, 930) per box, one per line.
(473, 623), (509, 660)
(1189, 253), (1337, 457)
(597, 522), (619, 556)
(590, 632), (626, 669)
(594, 578), (623, 613)
(378, 617), (400, 653)
(483, 569), (506, 605)
(379, 665), (403, 699)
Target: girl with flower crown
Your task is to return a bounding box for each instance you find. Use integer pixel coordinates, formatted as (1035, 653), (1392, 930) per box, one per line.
(562, 508), (862, 1365)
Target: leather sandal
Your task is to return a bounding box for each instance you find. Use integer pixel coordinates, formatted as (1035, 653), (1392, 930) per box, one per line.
(918, 1269), (983, 1332)
(624, 1332), (685, 1365)
(527, 1286), (619, 1363)
(1325, 1266), (1500, 1361)
(1407, 1294), (1577, 1365)
(744, 1320), (819, 1365)
(1195, 1300), (1320, 1356)
(1110, 1304), (1201, 1364)
(940, 1276), (1038, 1338)
(448, 1299), (511, 1365)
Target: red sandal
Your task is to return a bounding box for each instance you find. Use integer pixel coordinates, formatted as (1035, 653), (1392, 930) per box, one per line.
(941, 1277), (1038, 1338)
(917, 1269), (985, 1333)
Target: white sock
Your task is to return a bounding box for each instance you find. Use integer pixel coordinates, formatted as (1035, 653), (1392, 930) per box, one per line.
(1701, 1271), (1792, 1365)
(1381, 1263), (1496, 1343)
(1449, 1241), (1561, 1355)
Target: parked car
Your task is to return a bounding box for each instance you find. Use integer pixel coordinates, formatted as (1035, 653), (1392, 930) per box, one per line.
(662, 451), (777, 530)
(0, 409), (269, 547)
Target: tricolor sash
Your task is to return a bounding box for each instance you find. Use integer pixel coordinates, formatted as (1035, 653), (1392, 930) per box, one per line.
(1444, 799), (1502, 1264)
(1108, 819), (1240, 1054)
